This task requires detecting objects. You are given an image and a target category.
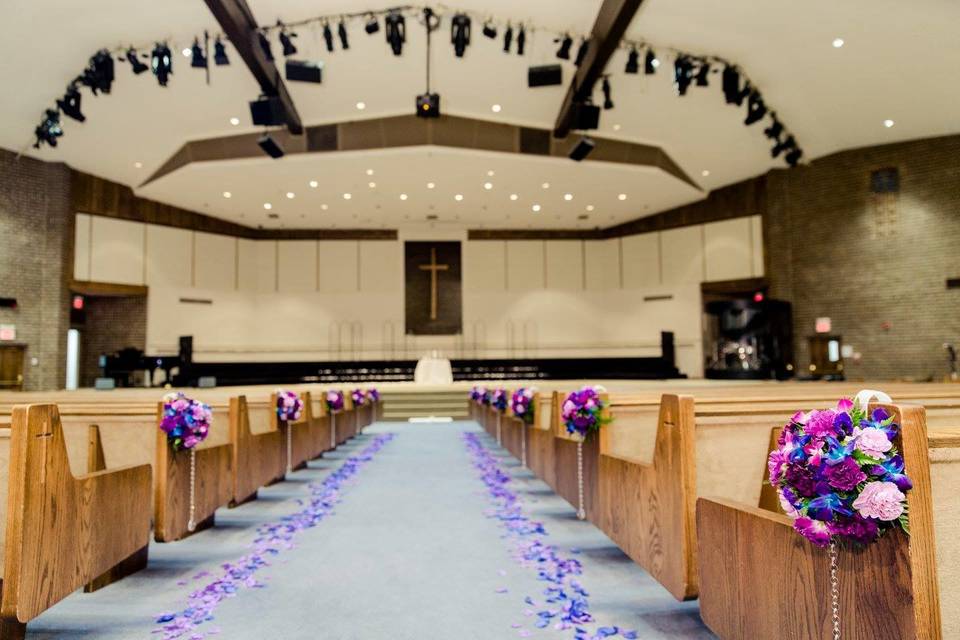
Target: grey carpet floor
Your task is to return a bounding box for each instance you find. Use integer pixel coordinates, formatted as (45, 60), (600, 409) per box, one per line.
(25, 421), (713, 639)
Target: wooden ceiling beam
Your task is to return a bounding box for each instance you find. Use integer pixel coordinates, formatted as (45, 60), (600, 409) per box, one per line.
(203, 0), (303, 135)
(553, 0), (646, 139)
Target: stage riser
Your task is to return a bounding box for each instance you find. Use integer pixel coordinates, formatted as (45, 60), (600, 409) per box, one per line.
(379, 392), (470, 420)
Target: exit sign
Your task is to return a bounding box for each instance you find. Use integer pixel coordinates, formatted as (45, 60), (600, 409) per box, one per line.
(0, 324), (15, 341)
(815, 317), (832, 333)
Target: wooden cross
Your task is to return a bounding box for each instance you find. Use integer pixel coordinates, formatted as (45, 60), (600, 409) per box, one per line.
(418, 247), (449, 321)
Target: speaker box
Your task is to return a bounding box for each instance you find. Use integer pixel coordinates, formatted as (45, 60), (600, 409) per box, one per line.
(568, 136), (595, 161)
(571, 102), (601, 130)
(528, 64), (563, 87)
(249, 96), (285, 126)
(257, 134), (285, 159)
(285, 60), (322, 84)
(416, 92), (441, 118)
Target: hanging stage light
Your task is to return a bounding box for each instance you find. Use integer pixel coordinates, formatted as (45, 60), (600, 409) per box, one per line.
(722, 65), (750, 106)
(385, 11), (405, 55)
(744, 90), (767, 125)
(516, 24), (526, 55)
(322, 22), (334, 52)
(556, 34), (572, 60)
(695, 61), (710, 86)
(482, 21), (497, 39)
(190, 37), (208, 68)
(80, 50), (115, 95)
(125, 48), (149, 74)
(674, 55), (694, 96)
(574, 39), (589, 66)
(625, 47), (639, 74)
(33, 109), (63, 148)
(281, 27), (299, 56)
(764, 118), (783, 140)
(771, 134), (796, 158)
(338, 21), (349, 49)
(602, 77), (613, 110)
(365, 14), (380, 34)
(503, 24), (513, 53)
(785, 147), (803, 168)
(151, 42), (173, 86)
(451, 14), (471, 57)
(644, 48), (657, 74)
(57, 85), (85, 122)
(258, 31), (274, 61)
(213, 38), (229, 65)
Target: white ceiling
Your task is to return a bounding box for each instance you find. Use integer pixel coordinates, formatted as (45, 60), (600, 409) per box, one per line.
(2, 0), (958, 229)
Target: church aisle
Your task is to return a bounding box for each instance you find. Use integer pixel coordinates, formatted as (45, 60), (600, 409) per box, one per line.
(24, 422), (711, 639)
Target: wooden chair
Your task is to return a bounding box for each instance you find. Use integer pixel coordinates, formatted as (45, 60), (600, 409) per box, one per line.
(696, 403), (943, 640)
(0, 405), (152, 638)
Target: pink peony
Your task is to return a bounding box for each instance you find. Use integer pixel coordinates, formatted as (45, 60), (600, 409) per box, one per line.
(855, 427), (892, 459)
(853, 481), (905, 521)
(805, 409), (838, 438)
(836, 398), (853, 412)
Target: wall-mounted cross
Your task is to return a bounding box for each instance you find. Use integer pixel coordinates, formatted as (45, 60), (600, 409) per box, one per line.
(418, 247), (449, 321)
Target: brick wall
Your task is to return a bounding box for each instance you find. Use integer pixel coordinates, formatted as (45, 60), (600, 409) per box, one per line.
(0, 149), (73, 391)
(764, 135), (960, 380)
(78, 295), (147, 387)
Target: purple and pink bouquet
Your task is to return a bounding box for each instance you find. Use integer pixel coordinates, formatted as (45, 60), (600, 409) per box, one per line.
(275, 390), (303, 422)
(491, 388), (509, 412)
(469, 386), (482, 403)
(561, 386), (610, 438)
(479, 387), (491, 406)
(768, 398), (912, 547)
(368, 388), (380, 403)
(325, 390), (345, 413)
(351, 388), (367, 407)
(511, 387), (536, 424)
(160, 392), (212, 452)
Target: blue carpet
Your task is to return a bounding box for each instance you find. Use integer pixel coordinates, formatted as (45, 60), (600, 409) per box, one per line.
(25, 422), (712, 639)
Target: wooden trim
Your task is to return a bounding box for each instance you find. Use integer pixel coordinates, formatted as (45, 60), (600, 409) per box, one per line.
(70, 280), (148, 297)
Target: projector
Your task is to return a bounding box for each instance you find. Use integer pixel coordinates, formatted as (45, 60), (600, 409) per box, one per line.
(416, 92), (441, 118)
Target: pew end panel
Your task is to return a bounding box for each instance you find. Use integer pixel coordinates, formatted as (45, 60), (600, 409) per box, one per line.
(229, 396), (284, 507)
(527, 392), (557, 490)
(2, 405), (152, 624)
(697, 403), (942, 640)
(305, 392), (332, 458)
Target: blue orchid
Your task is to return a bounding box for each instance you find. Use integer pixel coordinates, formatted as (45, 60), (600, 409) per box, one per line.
(821, 436), (856, 466)
(868, 454), (913, 492)
(806, 492), (853, 520)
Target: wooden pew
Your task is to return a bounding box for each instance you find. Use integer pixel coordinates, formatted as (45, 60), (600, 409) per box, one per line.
(1, 405), (152, 637)
(230, 396), (285, 506)
(526, 392), (559, 491)
(281, 392), (314, 473)
(304, 391), (333, 459)
(696, 403), (944, 640)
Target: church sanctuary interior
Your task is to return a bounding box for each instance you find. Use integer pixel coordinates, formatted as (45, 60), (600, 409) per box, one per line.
(1, 0), (959, 638)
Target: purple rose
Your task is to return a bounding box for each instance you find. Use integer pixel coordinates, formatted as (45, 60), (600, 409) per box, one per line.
(805, 409), (838, 438)
(784, 463), (817, 497)
(824, 457), (867, 491)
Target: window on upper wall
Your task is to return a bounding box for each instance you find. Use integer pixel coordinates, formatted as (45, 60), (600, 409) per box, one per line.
(868, 167), (899, 239)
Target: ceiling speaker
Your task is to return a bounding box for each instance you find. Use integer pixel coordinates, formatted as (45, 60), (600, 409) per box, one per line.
(285, 60), (322, 84)
(528, 64), (563, 87)
(568, 136), (595, 161)
(257, 134), (285, 159)
(249, 97), (285, 127)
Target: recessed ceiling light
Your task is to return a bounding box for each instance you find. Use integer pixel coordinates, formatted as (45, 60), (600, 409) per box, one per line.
(701, 169), (710, 177)
(651, 58), (660, 69)
(509, 194), (519, 201)
(883, 119), (895, 128)
(229, 117), (240, 126)
(563, 193), (573, 201)
(366, 169), (374, 176)
(356, 101), (366, 110)
(321, 204), (329, 210)
(309, 180), (318, 188)
(286, 192), (295, 199)
(343, 193), (352, 200)
(832, 38), (845, 48)
(134, 161), (143, 169)
(427, 182), (436, 189)
(400, 193), (408, 200)
(182, 48), (192, 58)
(613, 124), (621, 131)
(542, 182), (550, 189)
(263, 203), (272, 210)
(483, 182), (493, 190)
(368, 182), (376, 188)
(491, 104), (502, 113)
(454, 194), (464, 201)
(586, 205), (595, 212)
(532, 204), (541, 212)
(618, 193), (627, 201)
(223, 191), (232, 198)
(487, 170), (495, 177)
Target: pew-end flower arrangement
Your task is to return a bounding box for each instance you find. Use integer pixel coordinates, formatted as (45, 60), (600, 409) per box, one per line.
(491, 388), (509, 413)
(351, 388), (367, 407)
(368, 388), (380, 403)
(325, 389), (345, 413)
(768, 394), (912, 638)
(510, 387), (536, 425)
(275, 389), (304, 422)
(160, 392), (212, 532)
(561, 385), (611, 520)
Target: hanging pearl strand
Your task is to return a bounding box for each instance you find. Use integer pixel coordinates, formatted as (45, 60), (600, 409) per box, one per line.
(496, 412), (502, 446)
(286, 419), (293, 476)
(330, 412), (336, 449)
(187, 448), (197, 532)
(520, 419), (527, 467)
(830, 540), (841, 640)
(576, 436), (586, 520)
